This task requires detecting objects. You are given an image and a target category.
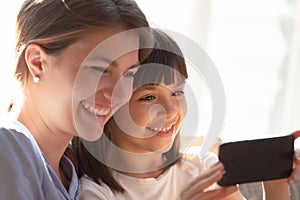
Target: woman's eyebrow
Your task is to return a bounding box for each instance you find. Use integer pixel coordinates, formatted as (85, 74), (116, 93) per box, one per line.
(128, 62), (140, 69)
(83, 56), (140, 69)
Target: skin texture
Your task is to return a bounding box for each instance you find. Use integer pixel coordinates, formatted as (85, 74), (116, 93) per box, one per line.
(106, 80), (300, 200)
(19, 27), (140, 186)
(106, 78), (243, 198)
(110, 82), (186, 153)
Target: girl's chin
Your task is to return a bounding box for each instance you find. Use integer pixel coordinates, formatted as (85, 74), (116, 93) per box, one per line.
(75, 111), (106, 141)
(77, 126), (104, 141)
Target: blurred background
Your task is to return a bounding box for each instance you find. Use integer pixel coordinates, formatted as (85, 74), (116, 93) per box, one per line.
(0, 0), (299, 144)
(136, 0), (300, 144)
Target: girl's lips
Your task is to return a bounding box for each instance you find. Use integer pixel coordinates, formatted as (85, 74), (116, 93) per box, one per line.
(147, 118), (178, 132)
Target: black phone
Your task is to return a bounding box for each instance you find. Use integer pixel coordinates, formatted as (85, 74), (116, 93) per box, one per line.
(218, 135), (295, 186)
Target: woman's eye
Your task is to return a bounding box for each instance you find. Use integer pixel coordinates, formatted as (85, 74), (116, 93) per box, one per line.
(139, 95), (156, 101)
(89, 66), (107, 73)
(124, 71), (135, 78)
(173, 90), (185, 96)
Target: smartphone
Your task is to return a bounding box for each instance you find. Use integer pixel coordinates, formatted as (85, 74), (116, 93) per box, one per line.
(218, 135), (294, 186)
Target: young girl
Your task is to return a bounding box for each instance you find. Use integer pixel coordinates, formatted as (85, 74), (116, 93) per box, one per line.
(76, 28), (299, 199)
(0, 0), (150, 199)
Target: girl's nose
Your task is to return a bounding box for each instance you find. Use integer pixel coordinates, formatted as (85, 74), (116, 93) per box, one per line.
(157, 100), (178, 119)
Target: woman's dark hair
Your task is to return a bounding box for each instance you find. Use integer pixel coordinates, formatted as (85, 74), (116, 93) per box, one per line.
(12, 0), (151, 178)
(8, 0), (150, 112)
(73, 28), (188, 192)
(14, 0), (150, 87)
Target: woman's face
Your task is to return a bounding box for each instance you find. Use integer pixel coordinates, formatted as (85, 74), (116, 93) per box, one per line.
(37, 27), (140, 141)
(110, 79), (187, 153)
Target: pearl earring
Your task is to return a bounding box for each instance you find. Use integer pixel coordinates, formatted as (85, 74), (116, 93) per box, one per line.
(33, 76), (40, 83)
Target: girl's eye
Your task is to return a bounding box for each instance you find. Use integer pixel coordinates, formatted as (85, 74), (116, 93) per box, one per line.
(173, 90), (185, 96)
(89, 66), (107, 73)
(139, 95), (156, 101)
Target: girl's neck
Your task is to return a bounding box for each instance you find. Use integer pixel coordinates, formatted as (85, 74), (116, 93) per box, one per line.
(117, 167), (166, 179)
(100, 135), (169, 178)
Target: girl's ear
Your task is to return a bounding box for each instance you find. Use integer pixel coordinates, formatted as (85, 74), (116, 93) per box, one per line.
(25, 44), (46, 82)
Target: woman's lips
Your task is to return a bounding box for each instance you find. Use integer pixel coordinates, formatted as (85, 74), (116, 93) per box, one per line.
(81, 101), (112, 123)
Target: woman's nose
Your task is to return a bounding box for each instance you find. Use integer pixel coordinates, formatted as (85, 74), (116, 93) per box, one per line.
(101, 88), (113, 100)
(97, 75), (133, 104)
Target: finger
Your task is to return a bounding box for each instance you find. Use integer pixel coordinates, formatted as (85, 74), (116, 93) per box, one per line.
(288, 172), (297, 184)
(294, 149), (300, 165)
(288, 152), (300, 184)
(186, 162), (224, 187)
(182, 166), (224, 199)
(187, 186), (238, 200)
(291, 130), (300, 139)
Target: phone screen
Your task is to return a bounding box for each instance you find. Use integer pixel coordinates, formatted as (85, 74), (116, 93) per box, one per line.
(218, 135), (294, 186)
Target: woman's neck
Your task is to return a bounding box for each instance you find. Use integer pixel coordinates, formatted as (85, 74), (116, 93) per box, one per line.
(17, 104), (72, 187)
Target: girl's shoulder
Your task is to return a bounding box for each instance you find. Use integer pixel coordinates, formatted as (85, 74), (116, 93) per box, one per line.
(80, 176), (116, 200)
(180, 151), (218, 172)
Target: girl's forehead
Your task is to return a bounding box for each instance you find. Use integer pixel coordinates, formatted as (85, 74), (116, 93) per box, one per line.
(134, 81), (186, 92)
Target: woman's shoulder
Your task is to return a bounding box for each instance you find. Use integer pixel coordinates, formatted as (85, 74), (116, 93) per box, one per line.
(0, 126), (31, 151)
(0, 121), (60, 199)
(0, 121), (36, 154)
(0, 120), (47, 174)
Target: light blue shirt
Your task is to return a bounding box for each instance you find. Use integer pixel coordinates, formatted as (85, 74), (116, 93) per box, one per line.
(0, 121), (80, 200)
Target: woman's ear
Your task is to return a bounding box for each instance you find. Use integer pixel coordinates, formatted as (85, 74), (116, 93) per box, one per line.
(25, 44), (46, 82)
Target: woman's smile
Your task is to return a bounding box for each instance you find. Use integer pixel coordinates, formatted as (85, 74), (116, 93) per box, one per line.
(81, 101), (112, 123)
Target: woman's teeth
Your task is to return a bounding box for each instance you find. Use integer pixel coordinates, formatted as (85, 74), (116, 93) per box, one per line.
(81, 101), (110, 116)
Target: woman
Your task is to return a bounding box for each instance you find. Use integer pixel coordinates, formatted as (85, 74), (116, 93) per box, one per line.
(0, 0), (150, 199)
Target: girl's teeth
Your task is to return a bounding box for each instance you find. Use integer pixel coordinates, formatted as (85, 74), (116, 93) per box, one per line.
(150, 125), (172, 132)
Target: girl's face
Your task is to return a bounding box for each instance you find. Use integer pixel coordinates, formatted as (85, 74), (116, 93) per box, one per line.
(37, 27), (140, 141)
(111, 79), (187, 153)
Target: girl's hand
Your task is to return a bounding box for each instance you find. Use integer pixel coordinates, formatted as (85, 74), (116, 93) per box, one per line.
(288, 130), (300, 184)
(180, 162), (238, 200)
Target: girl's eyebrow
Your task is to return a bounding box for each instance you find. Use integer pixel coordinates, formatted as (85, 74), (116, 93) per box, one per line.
(139, 81), (185, 90)
(140, 83), (159, 90)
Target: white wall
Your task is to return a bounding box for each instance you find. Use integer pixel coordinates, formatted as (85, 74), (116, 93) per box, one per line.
(1, 1), (299, 145)
(0, 2), (22, 118)
(136, 0), (299, 142)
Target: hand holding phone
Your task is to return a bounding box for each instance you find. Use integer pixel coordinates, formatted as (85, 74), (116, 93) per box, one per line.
(218, 135), (295, 186)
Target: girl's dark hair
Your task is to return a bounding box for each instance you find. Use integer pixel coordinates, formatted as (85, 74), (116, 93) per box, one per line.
(73, 28), (188, 192)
